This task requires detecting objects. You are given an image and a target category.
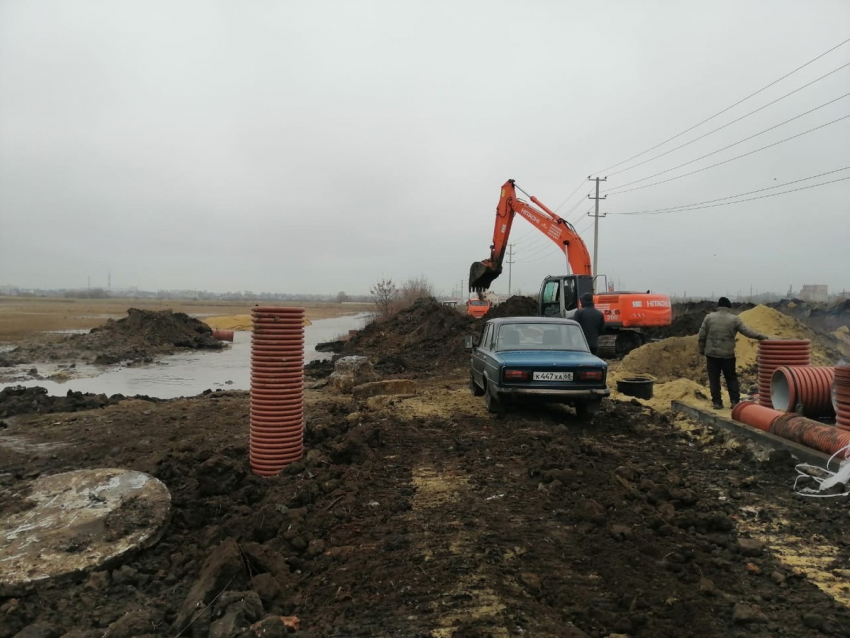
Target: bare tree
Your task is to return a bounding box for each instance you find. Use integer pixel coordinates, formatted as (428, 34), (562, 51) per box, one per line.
(370, 278), (397, 319)
(396, 275), (434, 309)
(336, 291), (349, 303)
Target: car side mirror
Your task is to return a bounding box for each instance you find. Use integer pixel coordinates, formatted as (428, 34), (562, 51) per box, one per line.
(464, 335), (474, 350)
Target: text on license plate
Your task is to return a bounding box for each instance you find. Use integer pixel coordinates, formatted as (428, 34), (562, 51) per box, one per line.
(532, 371), (573, 381)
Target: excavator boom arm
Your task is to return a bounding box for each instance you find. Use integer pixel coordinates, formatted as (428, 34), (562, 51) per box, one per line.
(469, 179), (592, 291)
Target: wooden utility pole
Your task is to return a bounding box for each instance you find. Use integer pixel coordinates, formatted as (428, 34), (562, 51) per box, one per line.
(587, 176), (607, 289)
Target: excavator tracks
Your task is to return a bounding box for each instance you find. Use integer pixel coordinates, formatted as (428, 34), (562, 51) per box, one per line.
(597, 331), (645, 359)
(597, 334), (619, 359)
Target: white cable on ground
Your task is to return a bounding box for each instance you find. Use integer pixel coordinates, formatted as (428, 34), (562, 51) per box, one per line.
(793, 444), (850, 498)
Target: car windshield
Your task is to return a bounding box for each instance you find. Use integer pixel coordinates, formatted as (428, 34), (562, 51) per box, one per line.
(495, 323), (588, 352)
(468, 300), (489, 306)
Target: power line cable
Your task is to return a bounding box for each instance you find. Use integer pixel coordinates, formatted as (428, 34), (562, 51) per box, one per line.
(607, 62), (850, 177)
(553, 178), (589, 212)
(608, 167), (850, 215)
(607, 96), (850, 192)
(517, 236), (565, 261)
(610, 175), (850, 216)
(594, 37), (850, 174)
(563, 193), (592, 222)
(605, 112), (850, 195)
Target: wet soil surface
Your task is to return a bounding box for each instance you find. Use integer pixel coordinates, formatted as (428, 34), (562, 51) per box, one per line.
(1, 379), (849, 638)
(0, 308), (223, 372)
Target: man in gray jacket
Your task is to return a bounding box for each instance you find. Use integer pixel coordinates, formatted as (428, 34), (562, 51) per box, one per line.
(697, 297), (769, 409)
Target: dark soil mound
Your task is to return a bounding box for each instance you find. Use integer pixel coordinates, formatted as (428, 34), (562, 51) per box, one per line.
(304, 359), (334, 379)
(483, 295), (538, 320)
(90, 308), (219, 349)
(769, 298), (850, 334)
(2, 308), (224, 367)
(0, 385), (158, 419)
(342, 297), (476, 374)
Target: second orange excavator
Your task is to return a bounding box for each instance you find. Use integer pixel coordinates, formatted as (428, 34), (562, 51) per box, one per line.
(469, 179), (672, 357)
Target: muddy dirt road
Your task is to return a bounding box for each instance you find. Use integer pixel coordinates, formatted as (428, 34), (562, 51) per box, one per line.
(2, 373), (849, 637)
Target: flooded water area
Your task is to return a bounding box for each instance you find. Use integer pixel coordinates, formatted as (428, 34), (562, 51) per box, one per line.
(0, 313), (368, 399)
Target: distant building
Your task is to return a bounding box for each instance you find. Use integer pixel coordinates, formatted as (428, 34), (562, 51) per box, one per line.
(800, 284), (828, 303)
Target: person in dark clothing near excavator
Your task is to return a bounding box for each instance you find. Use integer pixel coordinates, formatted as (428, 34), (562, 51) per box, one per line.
(698, 297), (769, 410)
(573, 293), (605, 356)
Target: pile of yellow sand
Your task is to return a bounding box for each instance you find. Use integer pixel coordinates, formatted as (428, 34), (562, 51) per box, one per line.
(832, 325), (850, 348)
(607, 373), (714, 413)
(616, 335), (702, 384)
(203, 315), (311, 330)
(608, 304), (843, 413)
(733, 305), (831, 368)
(618, 305), (834, 386)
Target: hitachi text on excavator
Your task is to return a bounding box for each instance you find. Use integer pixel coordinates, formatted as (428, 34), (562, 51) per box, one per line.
(469, 179), (672, 358)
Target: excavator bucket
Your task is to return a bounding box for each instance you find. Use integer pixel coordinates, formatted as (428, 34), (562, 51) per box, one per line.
(469, 261), (501, 292)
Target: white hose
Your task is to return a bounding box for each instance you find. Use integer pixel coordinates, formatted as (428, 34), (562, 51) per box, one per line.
(793, 443), (850, 498)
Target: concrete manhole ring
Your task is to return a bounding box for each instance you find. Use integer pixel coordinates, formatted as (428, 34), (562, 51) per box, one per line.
(0, 468), (171, 595)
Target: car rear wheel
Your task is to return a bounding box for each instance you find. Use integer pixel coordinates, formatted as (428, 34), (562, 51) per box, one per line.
(484, 381), (505, 414)
(575, 400), (601, 421)
(470, 373), (485, 396)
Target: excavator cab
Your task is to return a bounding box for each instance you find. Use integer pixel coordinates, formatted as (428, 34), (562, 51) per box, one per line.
(538, 275), (594, 318)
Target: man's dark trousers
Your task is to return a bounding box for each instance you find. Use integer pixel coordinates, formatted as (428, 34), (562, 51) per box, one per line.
(706, 355), (740, 405)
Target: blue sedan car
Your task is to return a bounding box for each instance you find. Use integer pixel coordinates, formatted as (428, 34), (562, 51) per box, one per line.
(468, 317), (609, 419)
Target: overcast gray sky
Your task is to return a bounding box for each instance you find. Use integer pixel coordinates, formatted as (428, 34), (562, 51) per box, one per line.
(1, 1), (848, 299)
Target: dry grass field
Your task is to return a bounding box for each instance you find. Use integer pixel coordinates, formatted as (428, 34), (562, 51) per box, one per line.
(0, 297), (372, 342)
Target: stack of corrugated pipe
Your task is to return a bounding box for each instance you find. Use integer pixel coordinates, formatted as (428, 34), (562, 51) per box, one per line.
(835, 364), (850, 431)
(756, 339), (810, 407)
(731, 352), (850, 458)
(249, 307), (305, 476)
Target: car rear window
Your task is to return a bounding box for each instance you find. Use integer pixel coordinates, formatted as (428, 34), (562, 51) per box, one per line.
(468, 300), (489, 306)
(496, 323), (588, 352)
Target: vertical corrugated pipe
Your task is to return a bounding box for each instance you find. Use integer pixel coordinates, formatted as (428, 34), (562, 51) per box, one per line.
(757, 340), (811, 408)
(211, 329), (235, 342)
(771, 413), (850, 458)
(250, 307), (305, 476)
(770, 366), (836, 417)
(834, 365), (850, 430)
(730, 401), (784, 432)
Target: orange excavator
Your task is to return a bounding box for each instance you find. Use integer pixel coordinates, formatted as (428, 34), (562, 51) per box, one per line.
(469, 179), (672, 357)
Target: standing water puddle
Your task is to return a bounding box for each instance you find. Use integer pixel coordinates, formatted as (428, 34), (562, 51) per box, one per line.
(0, 313), (368, 400)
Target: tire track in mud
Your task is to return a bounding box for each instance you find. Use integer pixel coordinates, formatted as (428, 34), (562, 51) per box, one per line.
(386, 416), (625, 637)
(357, 392), (850, 637)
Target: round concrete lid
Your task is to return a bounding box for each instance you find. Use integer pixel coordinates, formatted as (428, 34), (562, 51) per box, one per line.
(0, 468), (171, 595)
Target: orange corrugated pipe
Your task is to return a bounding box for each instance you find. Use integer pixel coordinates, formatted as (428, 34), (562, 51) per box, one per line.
(212, 329), (235, 342)
(771, 413), (850, 458)
(770, 366), (835, 417)
(730, 401), (784, 432)
(250, 307), (305, 476)
(835, 365), (850, 430)
(757, 340), (811, 408)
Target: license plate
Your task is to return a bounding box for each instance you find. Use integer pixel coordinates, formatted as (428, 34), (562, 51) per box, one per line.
(533, 371), (573, 381)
